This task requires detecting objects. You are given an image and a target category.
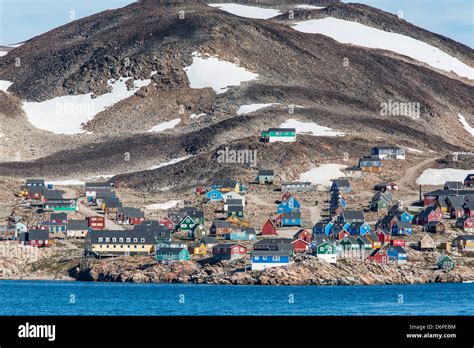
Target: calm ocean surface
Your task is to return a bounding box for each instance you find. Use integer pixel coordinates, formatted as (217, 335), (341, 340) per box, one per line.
(0, 281), (472, 316)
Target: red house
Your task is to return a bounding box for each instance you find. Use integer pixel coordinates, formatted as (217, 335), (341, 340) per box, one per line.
(281, 191), (293, 202)
(160, 217), (175, 231)
(332, 229), (349, 241)
(212, 244), (247, 261)
(116, 207), (145, 225)
(456, 216), (474, 232)
(27, 229), (50, 248)
(261, 219), (277, 236)
(368, 248), (388, 264)
(390, 238), (406, 247)
(464, 202), (474, 217)
(50, 213), (68, 224)
(417, 206), (443, 225)
(375, 228), (391, 244)
(292, 238), (311, 253)
(423, 192), (439, 207)
(293, 229), (312, 243)
(88, 216), (105, 230)
(386, 182), (400, 191)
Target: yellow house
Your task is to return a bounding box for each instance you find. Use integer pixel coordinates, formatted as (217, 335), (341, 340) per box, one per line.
(85, 230), (155, 256)
(212, 179), (240, 193)
(189, 242), (207, 255)
(226, 215), (250, 228)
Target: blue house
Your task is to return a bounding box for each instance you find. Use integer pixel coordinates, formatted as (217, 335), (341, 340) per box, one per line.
(391, 220), (413, 236)
(312, 221), (334, 235)
(276, 196), (301, 214)
(251, 238), (293, 271)
(206, 189), (223, 202)
(397, 211), (413, 223)
(387, 246), (407, 264)
(330, 179), (351, 193)
(280, 212), (301, 227)
(348, 221), (371, 235)
(224, 228), (257, 241)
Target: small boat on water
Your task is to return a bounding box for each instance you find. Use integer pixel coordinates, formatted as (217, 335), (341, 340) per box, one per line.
(462, 280), (473, 284)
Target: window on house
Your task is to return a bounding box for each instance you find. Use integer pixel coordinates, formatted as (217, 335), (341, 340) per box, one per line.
(141, 238), (145, 242)
(98, 237), (103, 242)
(133, 238), (138, 242)
(112, 238), (117, 242)
(126, 238), (131, 242)
(105, 238), (110, 242)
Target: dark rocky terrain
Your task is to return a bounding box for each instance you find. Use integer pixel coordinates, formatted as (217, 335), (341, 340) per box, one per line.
(0, 0), (472, 190)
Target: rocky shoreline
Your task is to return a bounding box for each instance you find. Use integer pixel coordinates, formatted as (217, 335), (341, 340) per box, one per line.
(68, 254), (474, 286)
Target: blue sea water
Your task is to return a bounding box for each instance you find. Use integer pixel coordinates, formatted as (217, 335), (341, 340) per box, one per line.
(0, 281), (472, 316)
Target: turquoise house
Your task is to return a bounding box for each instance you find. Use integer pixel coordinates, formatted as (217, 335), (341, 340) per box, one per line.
(155, 247), (190, 262)
(206, 189), (223, 202)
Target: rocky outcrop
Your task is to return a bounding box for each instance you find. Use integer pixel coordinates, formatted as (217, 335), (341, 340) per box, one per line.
(69, 253), (474, 286)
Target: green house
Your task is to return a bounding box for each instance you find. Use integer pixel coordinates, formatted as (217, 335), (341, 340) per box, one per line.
(156, 247), (190, 262)
(437, 254), (455, 270)
(180, 215), (197, 231)
(45, 199), (77, 212)
(356, 236), (373, 251)
(188, 224), (208, 240)
(261, 128), (296, 143)
(340, 236), (360, 251)
(227, 205), (244, 219)
(313, 242), (337, 263)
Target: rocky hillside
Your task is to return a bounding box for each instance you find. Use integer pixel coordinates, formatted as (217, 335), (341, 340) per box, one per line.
(0, 0), (472, 188)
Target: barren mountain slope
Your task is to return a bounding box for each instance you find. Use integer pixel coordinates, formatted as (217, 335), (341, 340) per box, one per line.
(0, 0), (472, 187)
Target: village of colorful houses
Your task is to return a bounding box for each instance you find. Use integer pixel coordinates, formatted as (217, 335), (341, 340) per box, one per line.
(1, 141), (473, 275)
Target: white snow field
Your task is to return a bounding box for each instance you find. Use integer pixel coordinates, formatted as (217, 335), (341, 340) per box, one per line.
(149, 155), (194, 170)
(184, 52), (258, 94)
(237, 103), (278, 115)
(300, 164), (347, 187)
(416, 168), (473, 185)
(295, 5), (325, 10)
(190, 113), (207, 119)
(458, 114), (474, 136)
(0, 80), (13, 93)
(280, 119), (345, 136)
(46, 179), (86, 186)
(148, 118), (181, 133)
(208, 3), (282, 19)
(292, 17), (474, 80)
(22, 73), (156, 135)
(145, 200), (182, 210)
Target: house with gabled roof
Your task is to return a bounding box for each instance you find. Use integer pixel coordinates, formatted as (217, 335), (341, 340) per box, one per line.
(312, 241), (337, 263)
(387, 246), (407, 264)
(257, 169), (274, 184)
(391, 220), (413, 236)
(279, 212), (301, 227)
(338, 209), (365, 224)
(312, 220), (334, 235)
(437, 253), (455, 270)
(348, 221), (371, 235)
(261, 218), (278, 236)
(444, 181), (464, 191)
(418, 234), (436, 250)
(276, 196), (300, 214)
(261, 128), (296, 143)
(330, 179), (351, 193)
(456, 216), (474, 232)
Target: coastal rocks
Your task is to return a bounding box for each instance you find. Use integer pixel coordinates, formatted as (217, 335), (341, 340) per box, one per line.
(67, 252), (474, 287)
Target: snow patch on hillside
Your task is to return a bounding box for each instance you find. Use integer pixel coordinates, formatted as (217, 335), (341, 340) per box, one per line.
(416, 168), (473, 185)
(300, 164), (347, 187)
(22, 73), (156, 135)
(46, 179), (86, 186)
(149, 155), (194, 170)
(292, 17), (474, 80)
(184, 52), (258, 94)
(190, 113), (206, 119)
(145, 200), (181, 210)
(280, 119), (345, 136)
(208, 3), (281, 19)
(237, 103), (278, 115)
(0, 80), (13, 93)
(458, 114), (474, 136)
(148, 118), (181, 133)
(296, 5), (325, 10)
